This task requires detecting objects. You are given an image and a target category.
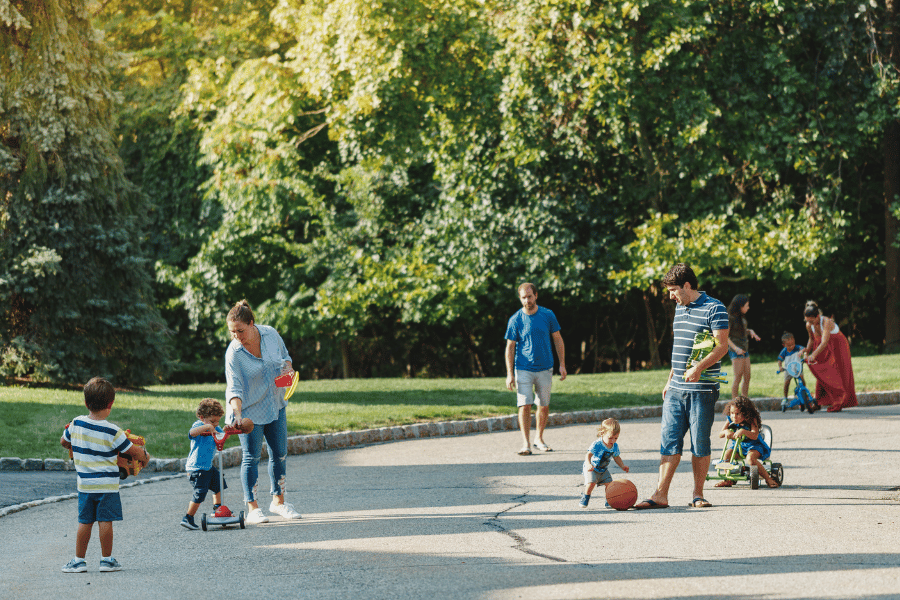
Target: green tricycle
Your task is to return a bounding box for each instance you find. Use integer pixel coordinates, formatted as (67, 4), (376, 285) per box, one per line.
(706, 424), (784, 489)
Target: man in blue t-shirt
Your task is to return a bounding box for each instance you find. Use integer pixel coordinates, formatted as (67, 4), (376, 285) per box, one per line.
(635, 263), (729, 510)
(504, 282), (567, 456)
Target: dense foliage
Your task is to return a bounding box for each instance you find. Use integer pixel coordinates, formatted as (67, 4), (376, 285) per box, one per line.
(1, 0), (170, 385)
(3, 0), (899, 383)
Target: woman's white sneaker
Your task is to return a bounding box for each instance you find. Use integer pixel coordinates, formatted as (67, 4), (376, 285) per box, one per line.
(269, 501), (301, 519)
(245, 508), (269, 524)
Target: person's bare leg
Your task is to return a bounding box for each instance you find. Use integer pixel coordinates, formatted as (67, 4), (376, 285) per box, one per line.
(75, 523), (92, 558)
(731, 358), (747, 398)
(518, 404), (532, 450)
(636, 454), (680, 507)
(691, 454), (711, 502)
(98, 521), (113, 557)
(742, 360), (752, 397)
(747, 450), (778, 487)
(535, 405), (549, 446)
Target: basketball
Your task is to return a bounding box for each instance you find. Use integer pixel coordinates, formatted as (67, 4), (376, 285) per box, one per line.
(605, 479), (638, 511)
(236, 418), (254, 434)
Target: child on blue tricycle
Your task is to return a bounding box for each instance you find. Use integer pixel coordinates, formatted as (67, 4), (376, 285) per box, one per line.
(776, 331), (817, 413)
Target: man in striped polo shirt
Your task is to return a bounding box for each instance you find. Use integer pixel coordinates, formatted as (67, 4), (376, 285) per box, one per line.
(635, 263), (729, 510)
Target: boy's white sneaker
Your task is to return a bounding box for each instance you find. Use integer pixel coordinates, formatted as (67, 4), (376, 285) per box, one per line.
(269, 501), (301, 520)
(245, 508), (269, 524)
(99, 557), (122, 572)
(62, 558), (87, 573)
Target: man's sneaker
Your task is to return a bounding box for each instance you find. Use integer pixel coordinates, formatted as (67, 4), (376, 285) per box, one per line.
(99, 557), (122, 572)
(269, 501), (301, 520)
(579, 494), (590, 508)
(246, 508), (269, 524)
(62, 558), (87, 573)
(181, 514), (199, 530)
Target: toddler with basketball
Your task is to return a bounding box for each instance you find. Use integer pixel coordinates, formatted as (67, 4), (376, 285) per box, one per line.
(580, 418), (630, 508)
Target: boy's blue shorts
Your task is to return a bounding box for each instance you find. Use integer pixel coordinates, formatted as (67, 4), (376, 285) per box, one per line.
(189, 467), (226, 504)
(78, 492), (123, 524)
(728, 349), (749, 360)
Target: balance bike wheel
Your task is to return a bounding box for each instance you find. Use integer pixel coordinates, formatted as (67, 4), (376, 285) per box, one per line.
(750, 465), (760, 489)
(240, 510), (245, 529)
(201, 513), (208, 531)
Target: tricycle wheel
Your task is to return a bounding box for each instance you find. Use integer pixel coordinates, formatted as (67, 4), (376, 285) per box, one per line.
(771, 463), (783, 486)
(201, 513), (208, 531)
(750, 465), (760, 489)
(800, 388), (815, 413)
(239, 510), (245, 529)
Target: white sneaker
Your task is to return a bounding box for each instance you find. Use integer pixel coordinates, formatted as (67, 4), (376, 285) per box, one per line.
(269, 501), (301, 520)
(245, 508), (269, 524)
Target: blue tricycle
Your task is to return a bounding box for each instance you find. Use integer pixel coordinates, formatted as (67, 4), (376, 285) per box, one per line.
(778, 358), (817, 413)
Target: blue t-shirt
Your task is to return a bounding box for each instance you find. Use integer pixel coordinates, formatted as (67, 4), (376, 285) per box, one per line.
(778, 346), (803, 362)
(668, 292), (729, 393)
(585, 438), (620, 472)
(186, 420), (223, 472)
(504, 306), (561, 372)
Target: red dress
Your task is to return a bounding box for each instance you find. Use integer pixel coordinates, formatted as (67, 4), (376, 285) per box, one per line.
(807, 323), (857, 412)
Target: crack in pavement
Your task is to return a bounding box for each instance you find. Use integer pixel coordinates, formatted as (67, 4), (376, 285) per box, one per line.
(484, 491), (568, 563)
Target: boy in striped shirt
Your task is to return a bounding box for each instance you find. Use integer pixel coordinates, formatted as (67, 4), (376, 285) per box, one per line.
(60, 377), (149, 573)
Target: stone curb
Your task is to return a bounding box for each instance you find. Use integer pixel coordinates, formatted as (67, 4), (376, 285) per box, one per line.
(0, 473), (185, 519)
(3, 390), (897, 474)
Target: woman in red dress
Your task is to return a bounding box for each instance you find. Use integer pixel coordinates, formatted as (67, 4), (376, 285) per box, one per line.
(804, 301), (857, 412)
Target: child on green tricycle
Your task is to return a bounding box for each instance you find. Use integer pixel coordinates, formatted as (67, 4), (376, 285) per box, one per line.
(711, 396), (782, 489)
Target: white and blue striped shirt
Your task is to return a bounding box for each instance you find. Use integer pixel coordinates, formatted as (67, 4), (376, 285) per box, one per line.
(64, 416), (132, 493)
(669, 292), (729, 393)
(225, 324), (292, 426)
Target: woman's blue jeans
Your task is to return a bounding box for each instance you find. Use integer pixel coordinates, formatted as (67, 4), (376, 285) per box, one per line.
(239, 407), (287, 503)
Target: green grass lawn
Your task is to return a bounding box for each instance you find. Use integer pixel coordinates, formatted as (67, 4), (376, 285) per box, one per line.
(3, 354), (898, 459)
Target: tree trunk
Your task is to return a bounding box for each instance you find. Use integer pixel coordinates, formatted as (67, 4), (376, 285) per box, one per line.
(340, 338), (351, 379)
(643, 289), (663, 368)
(462, 325), (485, 377)
(885, 0), (900, 352)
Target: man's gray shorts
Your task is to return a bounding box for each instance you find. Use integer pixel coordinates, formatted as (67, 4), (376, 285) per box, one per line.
(516, 369), (552, 407)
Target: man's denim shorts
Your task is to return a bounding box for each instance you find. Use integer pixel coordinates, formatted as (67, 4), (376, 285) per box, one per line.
(78, 492), (123, 524)
(660, 387), (719, 457)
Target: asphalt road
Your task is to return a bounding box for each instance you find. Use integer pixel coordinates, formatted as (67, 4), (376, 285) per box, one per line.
(1, 404), (898, 600)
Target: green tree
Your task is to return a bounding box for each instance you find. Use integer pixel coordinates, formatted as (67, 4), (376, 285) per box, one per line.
(1, 0), (170, 385)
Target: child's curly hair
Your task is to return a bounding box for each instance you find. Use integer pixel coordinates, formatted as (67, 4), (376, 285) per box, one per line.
(727, 396), (762, 429)
(196, 398), (224, 420)
(597, 418), (620, 438)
